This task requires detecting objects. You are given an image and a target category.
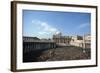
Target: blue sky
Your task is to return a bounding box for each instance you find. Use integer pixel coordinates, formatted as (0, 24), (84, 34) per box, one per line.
(23, 10), (91, 39)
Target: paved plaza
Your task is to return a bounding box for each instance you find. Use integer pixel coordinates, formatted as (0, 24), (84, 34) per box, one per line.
(23, 46), (90, 62)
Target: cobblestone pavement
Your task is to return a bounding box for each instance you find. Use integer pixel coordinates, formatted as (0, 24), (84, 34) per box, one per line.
(37, 46), (91, 61)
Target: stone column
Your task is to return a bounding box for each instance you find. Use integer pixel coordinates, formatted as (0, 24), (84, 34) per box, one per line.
(83, 35), (85, 48)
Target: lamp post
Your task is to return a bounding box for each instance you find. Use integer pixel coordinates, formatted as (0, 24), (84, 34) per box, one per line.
(83, 35), (86, 53)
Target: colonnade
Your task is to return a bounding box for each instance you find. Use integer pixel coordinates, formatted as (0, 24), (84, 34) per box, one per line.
(23, 42), (56, 53)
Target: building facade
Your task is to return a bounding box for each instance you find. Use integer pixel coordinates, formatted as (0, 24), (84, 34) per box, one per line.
(70, 35), (83, 47)
(53, 33), (71, 46)
(83, 34), (91, 48)
(53, 33), (91, 48)
(70, 34), (91, 48)
(23, 37), (56, 53)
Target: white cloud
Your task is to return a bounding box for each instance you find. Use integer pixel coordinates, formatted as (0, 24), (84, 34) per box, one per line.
(40, 22), (59, 33)
(32, 20), (41, 24)
(38, 31), (49, 35)
(77, 22), (90, 29)
(32, 20), (60, 35)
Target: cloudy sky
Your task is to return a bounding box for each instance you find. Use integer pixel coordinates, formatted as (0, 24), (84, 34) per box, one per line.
(23, 10), (91, 39)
